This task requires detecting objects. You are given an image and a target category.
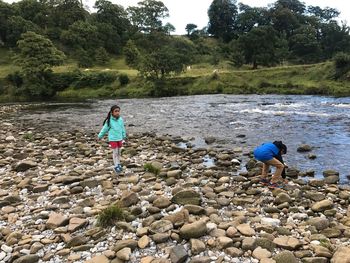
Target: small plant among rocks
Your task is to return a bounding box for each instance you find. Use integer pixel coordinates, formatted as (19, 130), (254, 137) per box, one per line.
(96, 205), (125, 227)
(320, 239), (334, 251)
(144, 163), (160, 175)
(23, 132), (34, 141)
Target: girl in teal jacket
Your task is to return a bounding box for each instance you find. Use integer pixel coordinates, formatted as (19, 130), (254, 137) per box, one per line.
(98, 105), (127, 173)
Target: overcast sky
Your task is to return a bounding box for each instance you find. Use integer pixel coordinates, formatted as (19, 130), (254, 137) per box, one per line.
(96, 0), (349, 34)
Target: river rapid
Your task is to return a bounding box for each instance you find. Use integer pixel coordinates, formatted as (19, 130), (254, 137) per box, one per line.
(5, 94), (350, 183)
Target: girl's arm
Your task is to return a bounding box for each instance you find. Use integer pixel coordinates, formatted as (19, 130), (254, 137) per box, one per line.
(121, 118), (127, 139)
(98, 123), (109, 139)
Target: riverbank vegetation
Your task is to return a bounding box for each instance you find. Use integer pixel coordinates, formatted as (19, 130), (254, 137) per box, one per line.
(0, 0), (350, 101)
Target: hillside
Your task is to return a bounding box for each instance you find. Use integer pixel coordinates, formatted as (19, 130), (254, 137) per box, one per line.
(0, 47), (349, 101)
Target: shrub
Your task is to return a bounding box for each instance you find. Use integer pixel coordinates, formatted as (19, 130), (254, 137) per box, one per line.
(119, 74), (130, 86)
(144, 163), (160, 175)
(73, 72), (117, 88)
(333, 52), (350, 79)
(95, 47), (109, 65)
(96, 205), (125, 227)
(6, 71), (23, 88)
(23, 132), (34, 141)
(51, 71), (81, 91)
(78, 56), (94, 68)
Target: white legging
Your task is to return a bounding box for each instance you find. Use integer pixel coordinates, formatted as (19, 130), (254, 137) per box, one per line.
(112, 148), (121, 166)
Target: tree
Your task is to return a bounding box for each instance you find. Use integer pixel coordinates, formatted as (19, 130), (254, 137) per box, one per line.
(127, 0), (169, 33)
(185, 23), (197, 36)
(162, 22), (175, 35)
(289, 25), (321, 63)
(307, 6), (340, 22)
(93, 0), (130, 37)
(0, 1), (16, 44)
(95, 47), (109, 65)
(271, 7), (300, 37)
(237, 26), (280, 69)
(14, 0), (49, 28)
(123, 40), (140, 68)
(6, 16), (42, 47)
(93, 22), (122, 54)
(319, 22), (350, 58)
(60, 20), (100, 52)
(49, 0), (87, 30)
(16, 31), (65, 98)
(208, 0), (238, 42)
(126, 33), (195, 79)
(274, 0), (306, 14)
(236, 4), (270, 34)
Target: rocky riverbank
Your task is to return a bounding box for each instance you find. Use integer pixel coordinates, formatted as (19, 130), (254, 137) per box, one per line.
(0, 108), (350, 263)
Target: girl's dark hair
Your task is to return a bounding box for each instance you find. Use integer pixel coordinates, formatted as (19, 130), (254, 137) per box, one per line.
(273, 140), (287, 154)
(103, 105), (120, 127)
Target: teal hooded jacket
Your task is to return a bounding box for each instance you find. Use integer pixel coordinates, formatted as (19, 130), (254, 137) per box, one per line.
(98, 116), (126, 142)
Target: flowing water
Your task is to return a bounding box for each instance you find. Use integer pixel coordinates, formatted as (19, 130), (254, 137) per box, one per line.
(4, 94), (350, 183)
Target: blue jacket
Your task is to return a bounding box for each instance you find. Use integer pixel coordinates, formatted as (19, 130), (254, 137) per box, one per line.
(254, 142), (279, 162)
(98, 116), (126, 142)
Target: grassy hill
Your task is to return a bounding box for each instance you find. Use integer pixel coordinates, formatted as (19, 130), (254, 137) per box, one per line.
(0, 47), (349, 101)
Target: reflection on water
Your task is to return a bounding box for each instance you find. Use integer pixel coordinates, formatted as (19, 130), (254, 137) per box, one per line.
(3, 94), (350, 183)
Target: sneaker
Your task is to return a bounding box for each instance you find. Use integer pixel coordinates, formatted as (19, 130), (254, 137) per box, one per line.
(114, 165), (122, 173)
(117, 164), (123, 171)
(260, 178), (270, 186)
(268, 181), (284, 189)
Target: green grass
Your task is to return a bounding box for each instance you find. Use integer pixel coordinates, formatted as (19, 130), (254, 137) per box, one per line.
(144, 163), (160, 175)
(23, 132), (34, 141)
(96, 205), (125, 227)
(1, 45), (350, 99)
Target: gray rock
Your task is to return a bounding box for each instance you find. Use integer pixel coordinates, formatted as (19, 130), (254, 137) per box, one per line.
(311, 200), (333, 212)
(172, 189), (201, 205)
(180, 220), (207, 239)
(14, 160), (38, 172)
(274, 251), (298, 263)
(113, 239), (138, 252)
(13, 255), (39, 263)
(149, 220), (173, 234)
(170, 245), (188, 263)
(307, 217), (329, 230)
(331, 246), (350, 263)
(302, 257), (328, 263)
(297, 144), (312, 152)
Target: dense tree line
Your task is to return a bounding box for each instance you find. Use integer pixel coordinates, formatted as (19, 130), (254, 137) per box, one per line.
(0, 0), (349, 99)
(207, 0), (350, 68)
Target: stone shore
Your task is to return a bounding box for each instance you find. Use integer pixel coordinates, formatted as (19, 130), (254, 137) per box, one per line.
(1, 108), (350, 263)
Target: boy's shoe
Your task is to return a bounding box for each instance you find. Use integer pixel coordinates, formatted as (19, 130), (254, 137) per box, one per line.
(268, 181), (284, 189)
(260, 178), (270, 186)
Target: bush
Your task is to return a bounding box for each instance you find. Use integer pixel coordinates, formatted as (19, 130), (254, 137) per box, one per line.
(78, 56), (94, 68)
(51, 71), (81, 91)
(96, 205), (125, 227)
(334, 52), (350, 79)
(73, 72), (117, 88)
(6, 71), (23, 88)
(119, 74), (130, 86)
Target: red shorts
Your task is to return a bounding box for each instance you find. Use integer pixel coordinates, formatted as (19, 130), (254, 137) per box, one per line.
(109, 141), (123, 149)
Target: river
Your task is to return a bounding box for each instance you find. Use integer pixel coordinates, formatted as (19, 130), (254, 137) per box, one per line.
(4, 94), (350, 183)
